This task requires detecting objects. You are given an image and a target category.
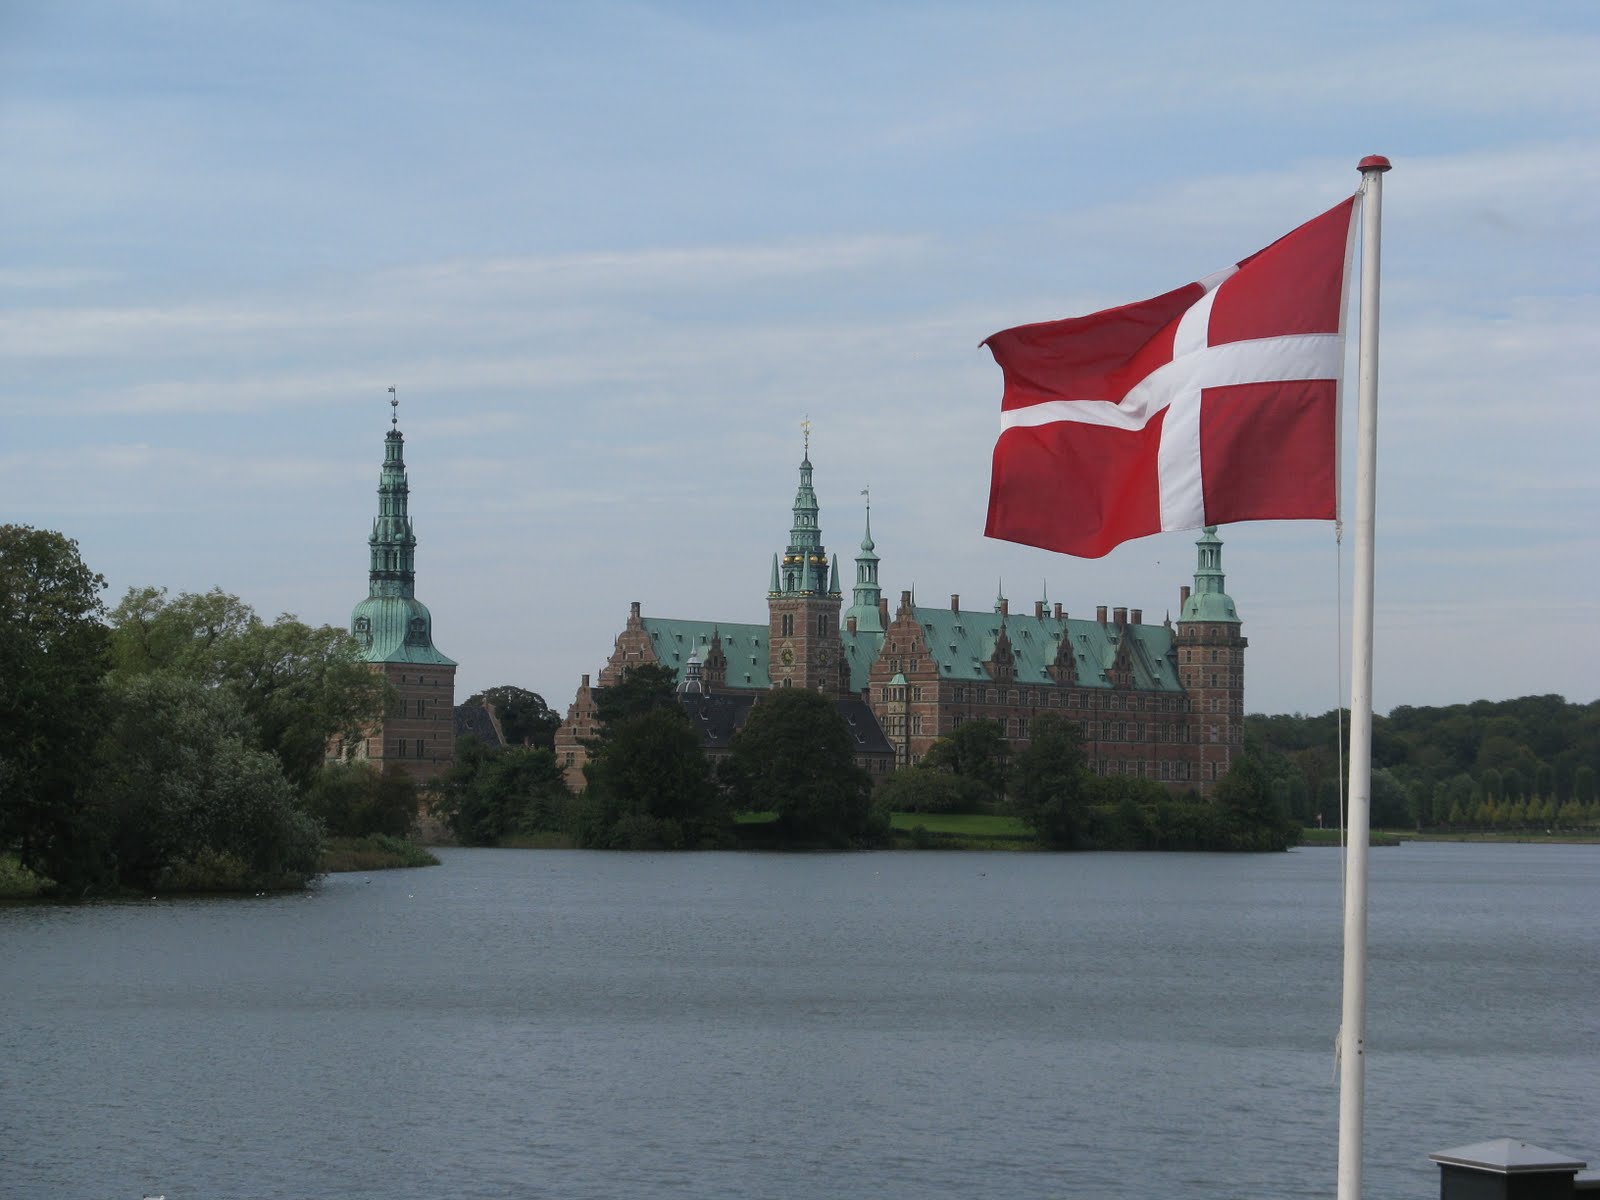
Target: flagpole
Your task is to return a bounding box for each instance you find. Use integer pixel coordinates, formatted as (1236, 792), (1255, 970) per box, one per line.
(1337, 153), (1391, 1200)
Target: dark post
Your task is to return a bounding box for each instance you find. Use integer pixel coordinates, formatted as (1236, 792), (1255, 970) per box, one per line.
(1430, 1139), (1587, 1200)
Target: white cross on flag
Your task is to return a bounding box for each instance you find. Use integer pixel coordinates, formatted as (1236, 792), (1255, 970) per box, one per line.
(983, 196), (1359, 557)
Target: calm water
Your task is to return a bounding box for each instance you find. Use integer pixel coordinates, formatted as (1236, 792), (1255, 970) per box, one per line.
(3, 844), (1595, 1200)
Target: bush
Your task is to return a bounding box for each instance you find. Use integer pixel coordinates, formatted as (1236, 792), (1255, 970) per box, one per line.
(876, 769), (992, 814)
(305, 761), (419, 838)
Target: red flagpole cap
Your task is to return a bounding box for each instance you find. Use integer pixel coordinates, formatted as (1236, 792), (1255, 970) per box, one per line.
(1357, 155), (1392, 173)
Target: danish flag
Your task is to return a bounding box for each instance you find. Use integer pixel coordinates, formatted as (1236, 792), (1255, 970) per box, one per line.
(984, 196), (1359, 558)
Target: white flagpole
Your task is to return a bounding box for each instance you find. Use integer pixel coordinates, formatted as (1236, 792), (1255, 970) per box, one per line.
(1337, 153), (1391, 1200)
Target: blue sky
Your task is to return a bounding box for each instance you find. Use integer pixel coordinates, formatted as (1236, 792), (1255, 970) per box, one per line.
(3, 0), (1596, 716)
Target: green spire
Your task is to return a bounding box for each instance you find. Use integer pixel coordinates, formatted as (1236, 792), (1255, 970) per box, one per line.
(350, 395), (455, 666)
(776, 425), (831, 597)
(368, 408), (416, 600)
(1179, 525), (1241, 623)
(845, 493), (884, 632)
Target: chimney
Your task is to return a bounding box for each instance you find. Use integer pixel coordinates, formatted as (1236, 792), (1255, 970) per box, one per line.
(1034, 600), (1045, 618)
(1180, 585), (1191, 609)
(1053, 602), (1063, 619)
(879, 597), (890, 625)
(581, 673), (590, 688)
(999, 598), (1009, 617)
(950, 593), (960, 612)
(629, 600), (641, 623)
(847, 616), (857, 633)
(1131, 608), (1143, 625)
(1114, 606), (1127, 627)
(1096, 605), (1108, 624)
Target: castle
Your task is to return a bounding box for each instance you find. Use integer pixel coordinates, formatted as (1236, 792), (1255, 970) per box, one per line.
(554, 434), (1246, 793)
(335, 401), (458, 783)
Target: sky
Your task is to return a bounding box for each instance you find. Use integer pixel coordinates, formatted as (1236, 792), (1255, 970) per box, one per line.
(3, 0), (1597, 718)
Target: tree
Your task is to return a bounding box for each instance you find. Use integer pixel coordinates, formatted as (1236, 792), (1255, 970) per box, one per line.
(592, 663), (680, 731)
(462, 685), (560, 750)
(874, 769), (990, 815)
(919, 719), (1008, 805)
(582, 707), (722, 848)
(1573, 765), (1596, 806)
(1010, 714), (1089, 849)
(305, 761), (420, 838)
(438, 739), (573, 845)
(1369, 767), (1409, 828)
(724, 689), (880, 847)
(1211, 754), (1298, 850)
(0, 526), (111, 886)
(92, 673), (320, 891)
(107, 587), (387, 791)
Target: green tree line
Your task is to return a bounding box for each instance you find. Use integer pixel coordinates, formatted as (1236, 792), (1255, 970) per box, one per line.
(879, 716), (1300, 851)
(438, 665), (888, 850)
(1246, 697), (1600, 830)
(2, 525), (421, 896)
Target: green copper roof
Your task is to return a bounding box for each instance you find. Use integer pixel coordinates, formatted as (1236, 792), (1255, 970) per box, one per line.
(351, 595), (456, 666)
(909, 605), (1182, 692)
(844, 503), (884, 634)
(350, 411), (455, 666)
(640, 617), (884, 694)
(1179, 526), (1241, 624)
(642, 619), (770, 689)
(842, 627), (884, 692)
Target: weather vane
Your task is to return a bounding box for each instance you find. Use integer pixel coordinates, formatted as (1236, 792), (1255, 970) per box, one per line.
(388, 385), (398, 428)
(801, 414), (811, 457)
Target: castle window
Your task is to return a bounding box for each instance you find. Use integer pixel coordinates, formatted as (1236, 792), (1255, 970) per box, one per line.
(1209, 725), (1218, 742)
(414, 739), (425, 757)
(817, 614), (830, 636)
(998, 717), (1010, 737)
(1017, 718), (1029, 739)
(781, 613), (794, 637)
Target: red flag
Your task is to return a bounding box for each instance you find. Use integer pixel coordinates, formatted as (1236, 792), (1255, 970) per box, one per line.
(984, 196), (1359, 558)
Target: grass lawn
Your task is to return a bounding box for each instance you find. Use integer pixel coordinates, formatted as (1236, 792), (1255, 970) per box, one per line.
(889, 811), (1037, 850)
(319, 835), (440, 872)
(1298, 827), (1403, 847)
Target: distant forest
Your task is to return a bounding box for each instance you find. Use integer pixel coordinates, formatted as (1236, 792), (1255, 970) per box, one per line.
(1246, 695), (1600, 829)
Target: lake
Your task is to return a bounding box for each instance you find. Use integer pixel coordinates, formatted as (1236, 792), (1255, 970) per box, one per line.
(3, 843), (1595, 1199)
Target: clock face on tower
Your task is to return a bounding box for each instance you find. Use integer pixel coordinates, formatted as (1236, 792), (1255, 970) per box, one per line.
(779, 645), (795, 666)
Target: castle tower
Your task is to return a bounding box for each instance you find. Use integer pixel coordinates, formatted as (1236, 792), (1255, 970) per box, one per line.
(843, 491), (884, 635)
(767, 423), (845, 694)
(347, 394), (457, 782)
(1174, 525), (1246, 793)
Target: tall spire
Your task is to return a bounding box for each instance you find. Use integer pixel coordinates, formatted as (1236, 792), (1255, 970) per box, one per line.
(368, 389), (417, 599)
(350, 392), (455, 666)
(845, 488), (884, 633)
(777, 420), (834, 597)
